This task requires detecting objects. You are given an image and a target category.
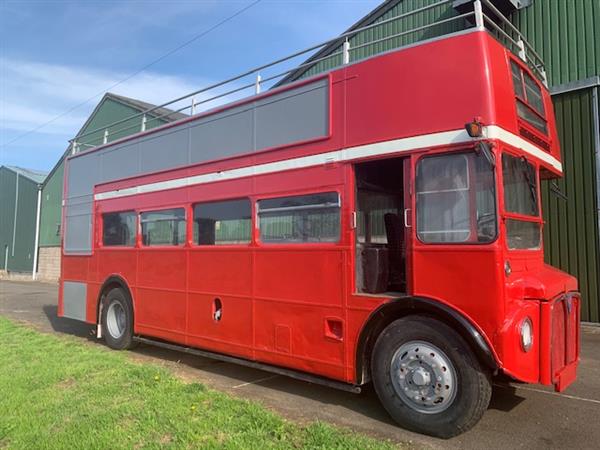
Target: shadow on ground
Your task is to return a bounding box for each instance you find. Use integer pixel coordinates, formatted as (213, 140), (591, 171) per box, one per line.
(41, 301), (524, 430)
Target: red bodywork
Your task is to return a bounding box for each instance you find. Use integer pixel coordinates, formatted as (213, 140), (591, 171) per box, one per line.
(59, 30), (579, 391)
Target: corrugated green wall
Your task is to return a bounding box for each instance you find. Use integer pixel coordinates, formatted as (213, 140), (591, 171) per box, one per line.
(39, 160), (64, 247)
(298, 0), (600, 87)
(40, 98), (170, 248)
(299, 0), (464, 79)
(542, 89), (599, 322)
(512, 0), (600, 87)
(0, 167), (39, 273)
(75, 98), (165, 148)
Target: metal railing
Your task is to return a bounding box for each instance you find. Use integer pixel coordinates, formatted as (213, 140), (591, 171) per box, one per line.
(479, 0), (547, 84)
(71, 0), (545, 152)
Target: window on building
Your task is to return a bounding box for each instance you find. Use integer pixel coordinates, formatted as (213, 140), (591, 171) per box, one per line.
(416, 152), (497, 244)
(193, 199), (251, 245)
(258, 192), (340, 243)
(510, 60), (547, 134)
(141, 208), (186, 246)
(102, 211), (136, 246)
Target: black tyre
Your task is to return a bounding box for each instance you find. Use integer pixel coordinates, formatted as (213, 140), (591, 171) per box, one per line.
(371, 316), (491, 438)
(101, 287), (136, 350)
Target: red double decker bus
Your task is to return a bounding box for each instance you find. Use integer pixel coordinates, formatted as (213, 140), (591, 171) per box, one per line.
(58, 2), (580, 438)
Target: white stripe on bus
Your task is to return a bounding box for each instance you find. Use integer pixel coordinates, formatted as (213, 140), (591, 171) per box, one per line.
(94, 126), (562, 201)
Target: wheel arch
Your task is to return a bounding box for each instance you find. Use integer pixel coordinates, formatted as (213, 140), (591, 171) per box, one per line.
(96, 275), (134, 324)
(355, 296), (499, 384)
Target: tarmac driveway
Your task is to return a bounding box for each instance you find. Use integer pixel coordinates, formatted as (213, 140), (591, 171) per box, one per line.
(1, 280), (599, 449)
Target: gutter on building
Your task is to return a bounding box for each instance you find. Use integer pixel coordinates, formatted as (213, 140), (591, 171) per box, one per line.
(32, 185), (42, 280)
(592, 86), (600, 276)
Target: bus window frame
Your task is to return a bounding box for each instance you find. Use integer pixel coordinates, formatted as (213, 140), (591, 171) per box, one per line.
(99, 209), (138, 249)
(509, 58), (549, 136)
(255, 189), (344, 246)
(192, 197), (253, 248)
(500, 149), (544, 252)
(413, 149), (499, 247)
(138, 206), (188, 248)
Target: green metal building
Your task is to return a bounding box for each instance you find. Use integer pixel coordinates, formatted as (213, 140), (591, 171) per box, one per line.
(0, 166), (47, 274)
(37, 93), (186, 281)
(280, 0), (600, 322)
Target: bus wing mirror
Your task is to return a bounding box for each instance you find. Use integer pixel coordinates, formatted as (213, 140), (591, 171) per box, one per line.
(550, 180), (568, 201)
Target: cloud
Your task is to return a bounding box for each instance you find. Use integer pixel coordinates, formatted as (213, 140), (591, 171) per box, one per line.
(0, 57), (254, 144)
(1, 58), (190, 134)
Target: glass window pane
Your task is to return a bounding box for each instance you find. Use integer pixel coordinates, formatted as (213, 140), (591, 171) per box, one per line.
(506, 219), (541, 250)
(103, 211), (136, 246)
(141, 208), (186, 246)
(417, 154), (470, 243)
(517, 100), (547, 134)
(502, 154), (539, 216)
(417, 191), (470, 242)
(511, 61), (547, 134)
(511, 61), (524, 98)
(193, 199), (251, 245)
(258, 192), (339, 211)
(416, 152), (497, 244)
(417, 154), (469, 192)
(523, 72), (545, 117)
(258, 192), (340, 243)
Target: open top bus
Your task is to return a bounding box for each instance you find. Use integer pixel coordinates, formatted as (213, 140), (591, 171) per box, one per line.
(58, 0), (579, 438)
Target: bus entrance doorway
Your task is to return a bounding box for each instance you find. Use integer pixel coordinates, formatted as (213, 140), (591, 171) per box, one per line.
(354, 157), (407, 295)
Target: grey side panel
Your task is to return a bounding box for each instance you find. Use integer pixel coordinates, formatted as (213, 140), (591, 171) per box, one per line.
(63, 281), (88, 321)
(65, 214), (92, 253)
(101, 143), (140, 181)
(255, 79), (329, 149)
(141, 128), (189, 173)
(190, 108), (254, 163)
(64, 78), (330, 254)
(67, 152), (100, 199)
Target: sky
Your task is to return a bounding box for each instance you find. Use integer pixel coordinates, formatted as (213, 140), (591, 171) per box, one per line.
(0, 0), (380, 173)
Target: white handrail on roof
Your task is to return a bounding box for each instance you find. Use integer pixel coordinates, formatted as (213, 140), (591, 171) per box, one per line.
(71, 0), (544, 151)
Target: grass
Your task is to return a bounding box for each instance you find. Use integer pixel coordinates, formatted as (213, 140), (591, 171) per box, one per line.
(0, 317), (401, 450)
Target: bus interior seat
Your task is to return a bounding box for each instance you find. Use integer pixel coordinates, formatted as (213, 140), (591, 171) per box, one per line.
(384, 212), (405, 292)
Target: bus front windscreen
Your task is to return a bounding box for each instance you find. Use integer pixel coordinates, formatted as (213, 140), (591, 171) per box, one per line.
(502, 153), (541, 250)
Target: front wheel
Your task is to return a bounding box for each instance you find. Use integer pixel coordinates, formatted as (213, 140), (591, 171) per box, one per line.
(371, 316), (491, 438)
(101, 287), (136, 350)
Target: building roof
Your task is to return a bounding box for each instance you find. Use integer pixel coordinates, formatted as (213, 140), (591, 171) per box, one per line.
(2, 165), (48, 184)
(276, 0), (402, 86)
(107, 93), (188, 122)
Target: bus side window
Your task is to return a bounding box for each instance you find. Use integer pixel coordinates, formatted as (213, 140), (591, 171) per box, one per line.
(193, 199), (252, 245)
(140, 208), (186, 246)
(102, 211), (136, 247)
(257, 192), (341, 244)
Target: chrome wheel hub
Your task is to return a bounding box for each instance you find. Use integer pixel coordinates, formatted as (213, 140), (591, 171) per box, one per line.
(390, 340), (457, 414)
(106, 301), (126, 339)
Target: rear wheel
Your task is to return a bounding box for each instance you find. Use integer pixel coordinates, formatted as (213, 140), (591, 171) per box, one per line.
(101, 287), (136, 350)
(371, 316), (491, 438)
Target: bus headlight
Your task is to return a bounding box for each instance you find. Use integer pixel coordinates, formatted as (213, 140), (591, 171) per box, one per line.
(520, 317), (533, 352)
